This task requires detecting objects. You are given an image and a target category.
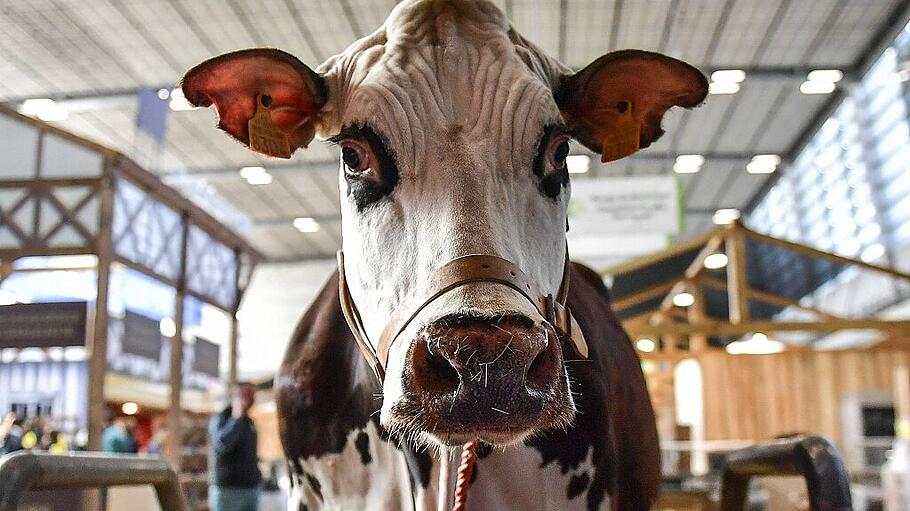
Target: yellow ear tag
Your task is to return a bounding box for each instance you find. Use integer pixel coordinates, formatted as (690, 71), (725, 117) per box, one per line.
(248, 94), (293, 159)
(600, 100), (640, 163)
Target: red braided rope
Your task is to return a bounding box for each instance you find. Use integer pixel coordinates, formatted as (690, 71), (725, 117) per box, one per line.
(452, 441), (479, 511)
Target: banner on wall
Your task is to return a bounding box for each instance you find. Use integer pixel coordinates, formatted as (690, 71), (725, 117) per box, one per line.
(193, 337), (220, 378)
(0, 301), (87, 348)
(568, 175), (681, 236)
(122, 310), (164, 360)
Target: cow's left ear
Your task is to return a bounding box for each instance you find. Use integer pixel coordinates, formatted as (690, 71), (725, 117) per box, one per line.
(181, 48), (328, 159)
(555, 49), (708, 162)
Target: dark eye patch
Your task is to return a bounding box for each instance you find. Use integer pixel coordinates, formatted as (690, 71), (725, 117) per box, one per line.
(331, 124), (400, 212)
(533, 125), (570, 200)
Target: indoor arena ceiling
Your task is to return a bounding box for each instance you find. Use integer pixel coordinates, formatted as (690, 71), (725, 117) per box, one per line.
(1, 0), (909, 263)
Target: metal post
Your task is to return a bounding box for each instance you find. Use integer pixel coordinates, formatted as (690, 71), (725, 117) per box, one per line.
(0, 452), (189, 511)
(718, 436), (852, 511)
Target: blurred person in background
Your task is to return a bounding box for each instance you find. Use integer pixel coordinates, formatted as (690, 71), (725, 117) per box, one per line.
(101, 415), (138, 453)
(0, 412), (23, 454)
(42, 429), (68, 454)
(209, 382), (260, 511)
(20, 417), (42, 450)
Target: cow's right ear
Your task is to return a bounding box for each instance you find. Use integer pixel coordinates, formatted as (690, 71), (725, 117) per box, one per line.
(555, 50), (707, 163)
(181, 48), (327, 159)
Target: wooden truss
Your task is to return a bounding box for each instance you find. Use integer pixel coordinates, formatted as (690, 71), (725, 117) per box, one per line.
(0, 104), (262, 465)
(606, 220), (910, 365)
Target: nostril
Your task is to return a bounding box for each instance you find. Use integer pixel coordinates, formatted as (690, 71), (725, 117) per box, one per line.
(411, 338), (460, 394)
(526, 337), (558, 391)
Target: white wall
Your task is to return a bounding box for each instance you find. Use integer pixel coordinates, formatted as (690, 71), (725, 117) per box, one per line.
(236, 259), (336, 381)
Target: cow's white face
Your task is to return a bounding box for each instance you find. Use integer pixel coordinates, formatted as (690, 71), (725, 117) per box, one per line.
(182, 0), (707, 449)
(320, 1), (573, 446)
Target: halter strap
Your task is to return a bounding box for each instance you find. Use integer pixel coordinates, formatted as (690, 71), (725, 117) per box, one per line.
(337, 248), (588, 383)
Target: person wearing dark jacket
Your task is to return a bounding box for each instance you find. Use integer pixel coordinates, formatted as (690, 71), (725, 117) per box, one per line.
(209, 382), (261, 511)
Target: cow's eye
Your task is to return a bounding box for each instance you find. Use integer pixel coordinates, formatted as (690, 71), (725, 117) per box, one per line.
(535, 130), (571, 200)
(547, 135), (571, 170)
(340, 141), (371, 174)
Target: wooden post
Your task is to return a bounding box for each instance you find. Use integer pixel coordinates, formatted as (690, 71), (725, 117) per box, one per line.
(228, 313), (239, 394)
(689, 283), (708, 353)
(726, 224), (750, 325)
(165, 215), (190, 465)
(227, 249), (242, 395)
(84, 162), (113, 511)
(87, 163), (114, 452)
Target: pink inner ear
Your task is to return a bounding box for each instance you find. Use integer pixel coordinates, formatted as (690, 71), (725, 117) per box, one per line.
(562, 50), (708, 153)
(181, 49), (324, 151)
(584, 60), (704, 145)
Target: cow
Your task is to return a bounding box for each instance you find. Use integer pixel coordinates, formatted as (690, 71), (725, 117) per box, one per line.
(181, 0), (707, 509)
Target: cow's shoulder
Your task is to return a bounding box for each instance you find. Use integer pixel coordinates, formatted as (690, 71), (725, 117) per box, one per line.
(530, 261), (660, 510)
(275, 271), (378, 462)
(275, 270), (435, 495)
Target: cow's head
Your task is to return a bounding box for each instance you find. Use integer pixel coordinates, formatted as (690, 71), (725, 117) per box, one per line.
(182, 0), (706, 448)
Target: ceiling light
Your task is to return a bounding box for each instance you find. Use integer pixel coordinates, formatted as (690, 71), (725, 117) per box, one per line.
(704, 253), (728, 269)
(169, 88), (197, 111)
(712, 208), (741, 225)
(746, 154), (781, 174)
(672, 292), (695, 307)
(293, 217), (320, 233)
(566, 154), (590, 174)
(239, 166), (266, 179)
(636, 338), (656, 353)
(239, 166), (272, 185)
(20, 98), (69, 122)
(245, 173), (272, 185)
(711, 69), (746, 83)
(159, 317), (177, 337)
(725, 332), (786, 355)
(861, 243), (886, 262)
(800, 80), (836, 94)
(121, 402), (139, 415)
(673, 154), (705, 174)
(708, 81), (740, 95)
(807, 69), (843, 83)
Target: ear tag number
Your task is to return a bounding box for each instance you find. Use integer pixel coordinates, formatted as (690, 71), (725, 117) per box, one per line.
(248, 94), (293, 159)
(599, 100), (640, 163)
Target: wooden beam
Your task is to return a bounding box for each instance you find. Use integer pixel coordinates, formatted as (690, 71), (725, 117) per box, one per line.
(641, 351), (702, 364)
(741, 223), (910, 283)
(684, 233), (725, 280)
(700, 275), (844, 321)
(0, 177), (101, 188)
(629, 319), (910, 338)
(726, 225), (749, 324)
(612, 280), (677, 311)
(0, 246), (94, 260)
(600, 227), (724, 277)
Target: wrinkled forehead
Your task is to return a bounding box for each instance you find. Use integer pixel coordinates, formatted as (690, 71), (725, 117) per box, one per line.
(316, 0), (568, 167)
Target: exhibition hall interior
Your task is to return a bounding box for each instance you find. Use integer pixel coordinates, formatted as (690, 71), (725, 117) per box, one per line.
(2, 0), (910, 510)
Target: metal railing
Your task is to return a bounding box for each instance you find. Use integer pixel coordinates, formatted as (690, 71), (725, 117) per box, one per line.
(0, 451), (188, 511)
(719, 435), (852, 511)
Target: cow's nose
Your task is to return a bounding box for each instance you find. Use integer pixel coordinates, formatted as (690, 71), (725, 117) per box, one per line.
(407, 313), (561, 425)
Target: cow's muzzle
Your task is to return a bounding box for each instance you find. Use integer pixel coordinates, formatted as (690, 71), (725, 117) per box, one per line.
(404, 312), (568, 443)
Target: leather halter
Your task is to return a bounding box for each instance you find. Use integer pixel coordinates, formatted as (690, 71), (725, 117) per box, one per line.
(337, 249), (588, 383)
